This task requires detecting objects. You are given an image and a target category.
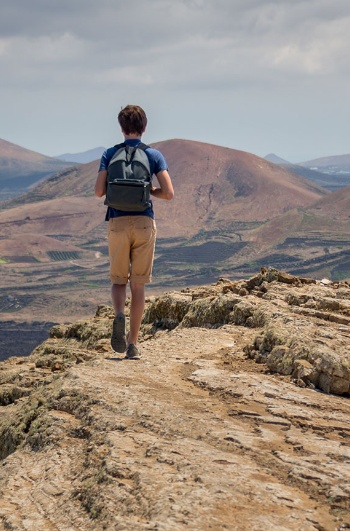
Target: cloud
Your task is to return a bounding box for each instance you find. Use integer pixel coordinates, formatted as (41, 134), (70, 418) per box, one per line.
(2, 0), (349, 90)
(1, 0), (350, 159)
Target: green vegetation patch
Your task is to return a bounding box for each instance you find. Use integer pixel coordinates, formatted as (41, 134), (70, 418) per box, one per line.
(331, 259), (350, 281)
(2, 255), (40, 264)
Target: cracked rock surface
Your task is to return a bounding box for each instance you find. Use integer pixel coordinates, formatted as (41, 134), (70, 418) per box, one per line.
(0, 270), (350, 530)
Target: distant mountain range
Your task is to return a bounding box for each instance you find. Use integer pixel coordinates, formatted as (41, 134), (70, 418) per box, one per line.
(265, 152), (350, 190)
(1, 138), (350, 339)
(2, 138), (350, 204)
(0, 141), (106, 201)
(300, 153), (350, 171)
(264, 153), (291, 165)
(0, 138), (73, 201)
(55, 146), (105, 164)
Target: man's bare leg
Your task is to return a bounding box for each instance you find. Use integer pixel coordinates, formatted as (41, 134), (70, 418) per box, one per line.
(110, 284), (127, 353)
(128, 282), (145, 346)
(111, 283), (127, 314)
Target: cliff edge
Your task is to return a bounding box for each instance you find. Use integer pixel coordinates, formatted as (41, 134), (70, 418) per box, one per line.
(0, 269), (350, 530)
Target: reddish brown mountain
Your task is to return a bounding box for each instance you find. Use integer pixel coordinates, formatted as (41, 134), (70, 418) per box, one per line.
(0, 138), (58, 163)
(0, 139), (326, 243)
(0, 138), (72, 199)
(150, 139), (326, 237)
(307, 184), (350, 220)
(242, 183), (350, 281)
(0, 139), (343, 329)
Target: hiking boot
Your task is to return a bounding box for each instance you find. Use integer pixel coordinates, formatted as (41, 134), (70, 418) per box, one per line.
(111, 313), (127, 353)
(125, 343), (141, 360)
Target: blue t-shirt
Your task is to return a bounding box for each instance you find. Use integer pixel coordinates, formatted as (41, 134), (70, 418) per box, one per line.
(99, 139), (168, 220)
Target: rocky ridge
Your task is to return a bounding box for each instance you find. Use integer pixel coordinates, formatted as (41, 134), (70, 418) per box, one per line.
(0, 269), (350, 530)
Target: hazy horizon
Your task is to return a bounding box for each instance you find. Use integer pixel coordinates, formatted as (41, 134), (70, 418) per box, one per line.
(1, 134), (350, 166)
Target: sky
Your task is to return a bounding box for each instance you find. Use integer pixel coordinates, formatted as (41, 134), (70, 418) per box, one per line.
(1, 0), (349, 163)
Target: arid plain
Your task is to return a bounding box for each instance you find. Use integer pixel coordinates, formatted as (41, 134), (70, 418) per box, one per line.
(1, 139), (350, 358)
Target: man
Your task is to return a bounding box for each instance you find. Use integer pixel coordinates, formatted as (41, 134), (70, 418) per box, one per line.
(95, 105), (174, 359)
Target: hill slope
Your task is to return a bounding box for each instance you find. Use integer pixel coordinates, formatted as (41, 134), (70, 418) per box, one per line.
(237, 185), (350, 280)
(150, 139), (327, 237)
(0, 138), (73, 200)
(1, 139), (327, 239)
(308, 183), (350, 219)
(0, 139), (334, 327)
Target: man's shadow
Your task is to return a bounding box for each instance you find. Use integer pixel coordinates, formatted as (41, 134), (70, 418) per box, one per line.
(105, 356), (140, 362)
(105, 355), (125, 362)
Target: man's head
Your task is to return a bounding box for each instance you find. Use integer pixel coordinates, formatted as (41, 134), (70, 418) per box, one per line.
(118, 105), (148, 136)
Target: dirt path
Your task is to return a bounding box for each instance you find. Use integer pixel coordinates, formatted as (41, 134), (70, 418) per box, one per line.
(1, 323), (349, 530)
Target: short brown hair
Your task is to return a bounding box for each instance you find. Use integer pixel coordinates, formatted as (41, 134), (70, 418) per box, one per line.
(118, 105), (148, 136)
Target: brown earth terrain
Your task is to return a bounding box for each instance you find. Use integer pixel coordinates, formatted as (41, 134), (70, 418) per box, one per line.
(1, 139), (350, 360)
(150, 140), (327, 237)
(0, 269), (349, 530)
(308, 187), (350, 221)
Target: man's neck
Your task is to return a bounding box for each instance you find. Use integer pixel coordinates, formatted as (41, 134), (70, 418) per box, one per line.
(123, 134), (142, 141)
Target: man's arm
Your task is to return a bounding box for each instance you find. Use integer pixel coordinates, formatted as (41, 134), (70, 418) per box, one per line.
(150, 169), (174, 200)
(95, 170), (107, 198)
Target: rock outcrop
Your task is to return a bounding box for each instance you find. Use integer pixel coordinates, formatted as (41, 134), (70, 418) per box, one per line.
(0, 269), (349, 530)
(143, 268), (350, 396)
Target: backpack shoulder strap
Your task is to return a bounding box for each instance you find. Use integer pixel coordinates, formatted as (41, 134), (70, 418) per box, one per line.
(109, 142), (150, 165)
(109, 143), (127, 166)
(136, 142), (149, 151)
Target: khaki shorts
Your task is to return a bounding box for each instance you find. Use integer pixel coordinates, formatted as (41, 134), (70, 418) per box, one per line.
(108, 216), (157, 284)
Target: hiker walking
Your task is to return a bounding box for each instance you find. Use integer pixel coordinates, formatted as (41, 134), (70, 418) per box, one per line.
(95, 105), (174, 359)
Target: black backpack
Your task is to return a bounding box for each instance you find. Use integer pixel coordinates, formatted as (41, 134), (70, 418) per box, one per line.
(104, 142), (152, 211)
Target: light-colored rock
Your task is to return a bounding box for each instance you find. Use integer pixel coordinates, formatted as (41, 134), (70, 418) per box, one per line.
(0, 270), (350, 530)
(143, 269), (350, 396)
